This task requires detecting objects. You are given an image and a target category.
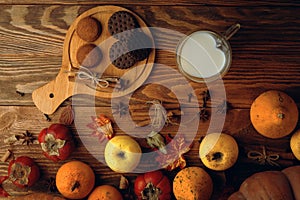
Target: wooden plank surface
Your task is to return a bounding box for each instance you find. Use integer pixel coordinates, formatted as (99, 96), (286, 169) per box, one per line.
(0, 5), (300, 107)
(0, 106), (298, 198)
(0, 0), (300, 6)
(0, 2), (300, 200)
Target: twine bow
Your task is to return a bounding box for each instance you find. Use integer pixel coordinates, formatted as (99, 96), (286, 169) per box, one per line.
(146, 100), (179, 130)
(66, 66), (119, 88)
(247, 146), (280, 167)
(147, 100), (168, 131)
(145, 100), (178, 154)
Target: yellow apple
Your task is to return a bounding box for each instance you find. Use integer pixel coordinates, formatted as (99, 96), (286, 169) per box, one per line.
(104, 135), (142, 173)
(199, 133), (239, 171)
(290, 129), (300, 160)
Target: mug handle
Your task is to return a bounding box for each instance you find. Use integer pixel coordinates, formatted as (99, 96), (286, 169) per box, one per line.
(223, 23), (241, 40)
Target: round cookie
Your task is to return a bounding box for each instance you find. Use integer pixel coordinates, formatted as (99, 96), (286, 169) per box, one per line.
(76, 44), (102, 68)
(109, 41), (136, 69)
(127, 31), (153, 61)
(76, 17), (102, 42)
(108, 11), (140, 39)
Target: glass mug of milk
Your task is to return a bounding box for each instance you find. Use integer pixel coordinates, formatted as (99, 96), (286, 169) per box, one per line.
(176, 24), (240, 83)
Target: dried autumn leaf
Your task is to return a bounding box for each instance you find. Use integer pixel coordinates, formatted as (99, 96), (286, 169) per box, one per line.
(3, 135), (18, 145)
(0, 112), (17, 132)
(155, 134), (191, 171)
(119, 175), (129, 190)
(59, 105), (74, 125)
(87, 114), (114, 142)
(146, 131), (167, 154)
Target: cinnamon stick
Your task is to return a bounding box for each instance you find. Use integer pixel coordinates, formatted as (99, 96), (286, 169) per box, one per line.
(1, 150), (12, 162)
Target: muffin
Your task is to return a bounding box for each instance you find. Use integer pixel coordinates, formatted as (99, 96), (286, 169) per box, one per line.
(76, 44), (102, 68)
(76, 17), (102, 42)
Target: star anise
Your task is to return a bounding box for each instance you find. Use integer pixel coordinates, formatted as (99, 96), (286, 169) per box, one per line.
(217, 100), (228, 114)
(199, 108), (209, 121)
(118, 79), (129, 91)
(202, 90), (211, 108)
(112, 101), (128, 117)
(15, 130), (36, 145)
(187, 93), (193, 102)
(45, 177), (58, 192)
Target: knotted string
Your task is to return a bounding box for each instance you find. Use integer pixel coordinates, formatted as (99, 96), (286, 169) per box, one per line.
(65, 66), (119, 88)
(147, 100), (168, 131)
(247, 146), (280, 167)
(145, 100), (179, 154)
(147, 100), (179, 131)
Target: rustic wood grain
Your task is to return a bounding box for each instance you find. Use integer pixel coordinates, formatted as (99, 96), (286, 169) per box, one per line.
(0, 0), (300, 6)
(0, 5), (300, 108)
(0, 105), (299, 198)
(0, 2), (300, 199)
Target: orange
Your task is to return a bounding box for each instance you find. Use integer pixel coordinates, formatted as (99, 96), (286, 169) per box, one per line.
(56, 160), (95, 199)
(88, 185), (123, 200)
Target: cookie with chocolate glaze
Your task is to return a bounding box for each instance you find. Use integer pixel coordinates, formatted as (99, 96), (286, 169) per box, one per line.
(109, 41), (136, 69)
(127, 31), (153, 61)
(108, 11), (140, 39)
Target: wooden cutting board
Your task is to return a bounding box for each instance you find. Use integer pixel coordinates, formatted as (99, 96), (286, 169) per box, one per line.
(32, 5), (155, 115)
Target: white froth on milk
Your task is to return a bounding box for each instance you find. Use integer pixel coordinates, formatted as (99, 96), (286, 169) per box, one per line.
(179, 31), (226, 79)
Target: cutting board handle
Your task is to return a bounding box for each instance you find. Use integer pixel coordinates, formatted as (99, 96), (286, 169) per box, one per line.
(32, 72), (74, 115)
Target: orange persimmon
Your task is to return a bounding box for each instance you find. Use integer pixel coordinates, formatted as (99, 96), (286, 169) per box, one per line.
(173, 167), (213, 200)
(56, 160), (95, 199)
(88, 185), (123, 200)
(250, 90), (298, 139)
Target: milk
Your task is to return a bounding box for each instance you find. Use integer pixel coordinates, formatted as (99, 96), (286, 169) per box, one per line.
(177, 31), (228, 80)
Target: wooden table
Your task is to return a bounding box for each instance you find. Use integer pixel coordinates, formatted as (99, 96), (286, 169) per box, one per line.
(0, 1), (300, 199)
